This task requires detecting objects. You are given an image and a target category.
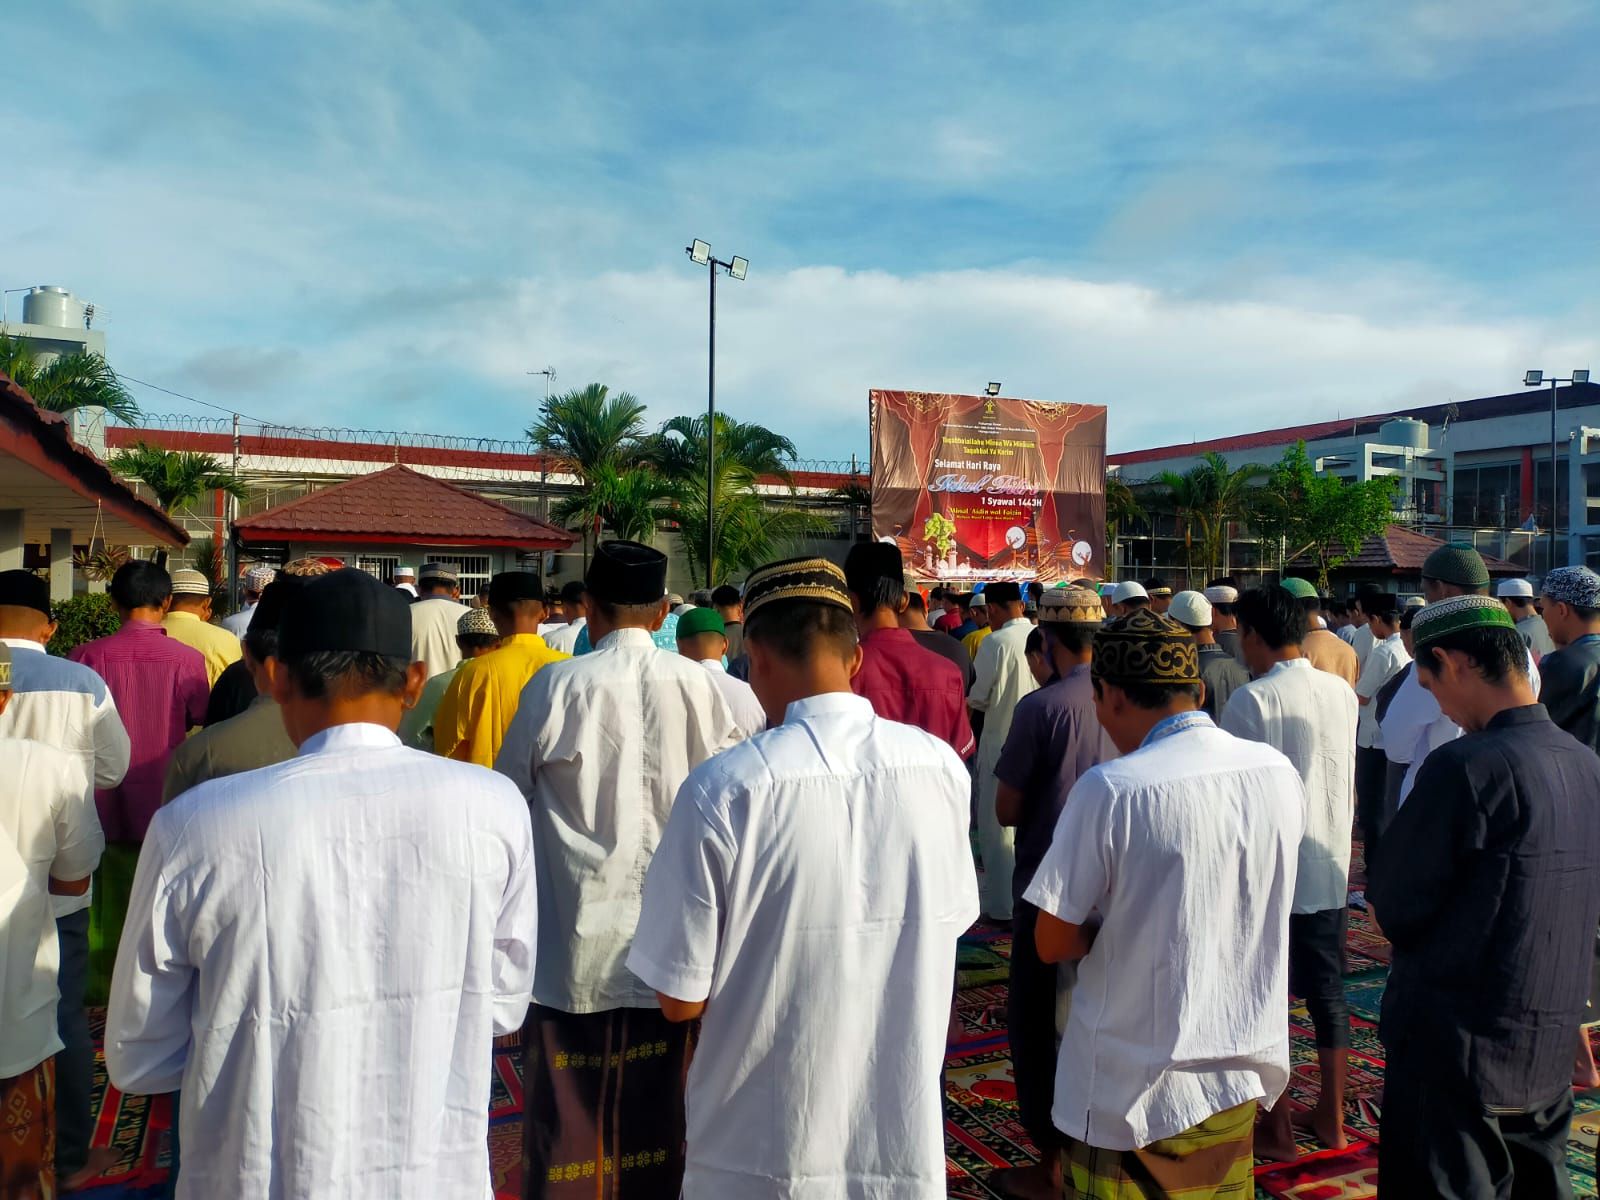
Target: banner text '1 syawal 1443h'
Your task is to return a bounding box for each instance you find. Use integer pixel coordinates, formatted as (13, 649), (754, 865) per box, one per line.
(869, 390), (1107, 584)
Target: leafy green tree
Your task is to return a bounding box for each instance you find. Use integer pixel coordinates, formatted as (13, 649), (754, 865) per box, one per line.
(1253, 442), (1398, 587)
(1105, 474), (1147, 578)
(550, 464), (676, 544)
(47, 593), (120, 656)
(0, 331), (141, 423)
(107, 442), (249, 513)
(1152, 451), (1267, 584)
(527, 383), (649, 562)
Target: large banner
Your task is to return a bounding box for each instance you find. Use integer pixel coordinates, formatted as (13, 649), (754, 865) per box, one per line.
(870, 390), (1107, 584)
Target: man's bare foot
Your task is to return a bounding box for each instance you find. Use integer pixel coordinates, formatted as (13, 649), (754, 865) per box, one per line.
(1254, 1105), (1300, 1163)
(991, 1160), (1062, 1199)
(60, 1147), (120, 1191)
(1574, 1031), (1600, 1088)
(1290, 1103), (1349, 1150)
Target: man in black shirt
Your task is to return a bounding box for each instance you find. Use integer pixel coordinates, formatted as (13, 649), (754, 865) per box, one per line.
(1370, 594), (1600, 1198)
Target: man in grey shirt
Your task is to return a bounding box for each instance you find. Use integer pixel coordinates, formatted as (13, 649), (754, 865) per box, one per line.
(1173, 590), (1248, 720)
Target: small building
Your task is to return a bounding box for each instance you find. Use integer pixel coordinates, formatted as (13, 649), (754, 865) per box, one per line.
(1, 373), (188, 598)
(1294, 523), (1524, 598)
(231, 464), (576, 594)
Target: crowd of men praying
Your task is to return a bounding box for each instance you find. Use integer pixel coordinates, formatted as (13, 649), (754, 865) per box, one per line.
(3, 534), (1600, 1200)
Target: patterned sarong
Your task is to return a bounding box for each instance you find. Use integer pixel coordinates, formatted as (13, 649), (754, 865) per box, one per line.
(0, 1057), (57, 1200)
(522, 1004), (696, 1199)
(1061, 1100), (1257, 1199)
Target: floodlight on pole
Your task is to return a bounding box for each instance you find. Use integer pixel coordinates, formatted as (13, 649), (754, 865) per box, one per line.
(1522, 368), (1591, 574)
(683, 239), (750, 588)
(986, 382), (1002, 396)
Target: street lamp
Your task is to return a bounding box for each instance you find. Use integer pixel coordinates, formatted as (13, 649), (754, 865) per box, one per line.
(684, 239), (748, 587)
(1523, 368), (1592, 573)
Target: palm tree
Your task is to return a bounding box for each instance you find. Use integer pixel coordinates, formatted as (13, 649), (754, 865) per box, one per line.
(527, 383), (649, 563)
(1152, 451), (1267, 584)
(551, 463), (676, 544)
(107, 442), (249, 513)
(0, 331), (141, 423)
(1104, 474), (1146, 579)
(640, 414), (809, 586)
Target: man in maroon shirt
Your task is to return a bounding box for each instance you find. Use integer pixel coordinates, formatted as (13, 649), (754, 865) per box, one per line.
(70, 559), (209, 1000)
(844, 543), (975, 759)
(932, 586), (965, 635)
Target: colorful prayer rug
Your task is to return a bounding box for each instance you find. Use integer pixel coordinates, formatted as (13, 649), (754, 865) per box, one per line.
(67, 917), (1600, 1200)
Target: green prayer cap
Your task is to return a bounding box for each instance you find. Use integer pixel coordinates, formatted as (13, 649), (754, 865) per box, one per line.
(1279, 577), (1319, 600)
(1421, 542), (1490, 589)
(1411, 594), (1515, 649)
(676, 606), (726, 639)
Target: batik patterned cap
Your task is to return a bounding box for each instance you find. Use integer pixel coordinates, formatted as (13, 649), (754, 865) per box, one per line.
(1040, 586), (1104, 625)
(1421, 542), (1490, 588)
(1411, 594), (1515, 649)
(1542, 566), (1600, 610)
(742, 557), (852, 621)
(170, 568), (212, 596)
(1092, 608), (1200, 686)
(457, 607), (499, 637)
(244, 565), (277, 592)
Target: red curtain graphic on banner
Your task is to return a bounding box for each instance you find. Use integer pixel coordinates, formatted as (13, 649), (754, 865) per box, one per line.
(869, 390), (1106, 583)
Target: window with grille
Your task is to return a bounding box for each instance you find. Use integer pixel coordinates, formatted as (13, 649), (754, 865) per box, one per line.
(356, 555), (402, 583)
(428, 555), (493, 598)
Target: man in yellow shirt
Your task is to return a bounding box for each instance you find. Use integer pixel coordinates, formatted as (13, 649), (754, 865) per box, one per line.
(434, 572), (568, 765)
(963, 591), (995, 660)
(162, 568), (242, 687)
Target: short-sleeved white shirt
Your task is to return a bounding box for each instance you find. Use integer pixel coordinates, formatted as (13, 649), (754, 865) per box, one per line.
(1024, 712), (1304, 1151)
(1354, 633), (1410, 750)
(1221, 658), (1357, 914)
(628, 692), (978, 1198)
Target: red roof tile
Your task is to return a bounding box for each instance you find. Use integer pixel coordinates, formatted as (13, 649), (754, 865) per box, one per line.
(234, 464), (577, 548)
(1293, 524), (1523, 575)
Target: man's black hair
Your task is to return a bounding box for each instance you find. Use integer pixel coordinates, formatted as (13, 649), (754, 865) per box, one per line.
(110, 560), (171, 610)
(1207, 576), (1238, 591)
(1415, 626), (1528, 686)
(590, 597), (663, 625)
(1296, 594), (1324, 615)
(849, 575), (905, 615)
(1236, 586), (1309, 650)
(711, 584), (742, 609)
(1094, 676), (1204, 710)
(1121, 595), (1150, 612)
(1042, 623), (1095, 655)
(1142, 575), (1168, 592)
(455, 632), (500, 654)
(1399, 606), (1418, 631)
(243, 626), (279, 663)
(744, 598), (857, 663)
(560, 580), (587, 605)
(282, 650), (410, 700)
(905, 589), (927, 613)
(417, 579), (456, 597)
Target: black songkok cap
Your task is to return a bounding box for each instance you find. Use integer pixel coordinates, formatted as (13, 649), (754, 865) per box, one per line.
(0, 569), (51, 617)
(277, 568), (411, 660)
(843, 541), (904, 597)
(986, 581), (1023, 606)
(586, 540), (667, 605)
(251, 576), (304, 637)
(488, 571), (545, 608)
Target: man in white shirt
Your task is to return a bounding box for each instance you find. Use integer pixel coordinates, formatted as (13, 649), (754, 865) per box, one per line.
(630, 556), (978, 1199)
(1353, 594), (1409, 862)
(968, 580), (1040, 923)
(494, 540), (741, 1200)
(1347, 591), (1379, 669)
(1027, 609), (1304, 1192)
(220, 564), (275, 637)
(540, 581), (588, 655)
(0, 641), (105, 1200)
(392, 564), (418, 598)
(107, 569), (536, 1199)
(409, 561), (471, 678)
(1222, 586), (1358, 1157)
(675, 605), (765, 738)
(1382, 544), (1540, 806)
(0, 568), (128, 1187)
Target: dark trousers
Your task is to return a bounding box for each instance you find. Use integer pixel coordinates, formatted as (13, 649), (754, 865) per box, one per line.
(1381, 1048), (1574, 1199)
(54, 908), (93, 1176)
(1007, 902), (1071, 1155)
(1289, 908), (1349, 1049)
(1354, 746), (1389, 867)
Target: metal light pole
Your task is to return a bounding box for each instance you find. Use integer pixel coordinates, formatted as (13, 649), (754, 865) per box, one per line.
(1523, 369), (1592, 574)
(686, 240), (747, 588)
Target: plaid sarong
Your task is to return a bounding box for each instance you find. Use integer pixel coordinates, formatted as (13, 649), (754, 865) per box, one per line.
(0, 1057), (57, 1200)
(1061, 1100), (1257, 1199)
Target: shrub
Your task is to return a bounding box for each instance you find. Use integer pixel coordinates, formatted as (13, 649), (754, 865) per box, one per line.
(48, 594), (120, 657)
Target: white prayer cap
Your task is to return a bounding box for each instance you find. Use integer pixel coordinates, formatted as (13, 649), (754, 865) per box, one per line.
(1167, 590), (1212, 628)
(1495, 577), (1535, 599)
(1110, 580), (1148, 605)
(1203, 584), (1239, 604)
(393, 565), (416, 580)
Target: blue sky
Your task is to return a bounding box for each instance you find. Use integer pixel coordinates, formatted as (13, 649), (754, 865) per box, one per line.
(11, 0), (1598, 460)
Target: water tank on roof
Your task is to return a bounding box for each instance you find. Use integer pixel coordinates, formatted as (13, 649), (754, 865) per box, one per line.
(22, 286), (83, 329)
(1378, 417), (1429, 450)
